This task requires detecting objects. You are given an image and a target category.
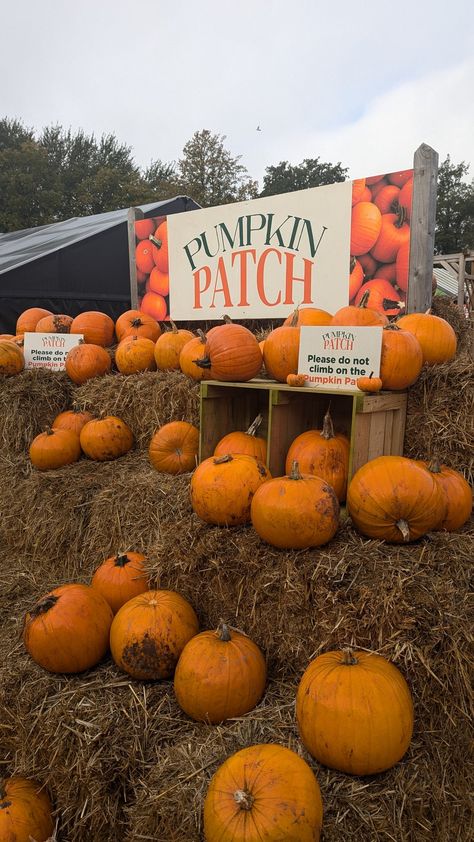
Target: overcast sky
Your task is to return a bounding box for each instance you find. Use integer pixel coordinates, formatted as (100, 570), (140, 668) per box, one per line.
(1, 0), (473, 185)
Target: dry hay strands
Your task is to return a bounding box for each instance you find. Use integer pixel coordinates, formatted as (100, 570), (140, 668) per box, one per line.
(0, 369), (72, 459)
(73, 370), (200, 448)
(431, 296), (472, 355)
(405, 353), (474, 483)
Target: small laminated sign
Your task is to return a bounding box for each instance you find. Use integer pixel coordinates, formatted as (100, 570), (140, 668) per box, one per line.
(23, 332), (84, 371)
(298, 325), (383, 390)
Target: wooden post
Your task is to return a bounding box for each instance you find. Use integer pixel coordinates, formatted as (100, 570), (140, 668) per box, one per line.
(407, 144), (439, 313)
(127, 207), (143, 309)
(457, 252), (466, 310)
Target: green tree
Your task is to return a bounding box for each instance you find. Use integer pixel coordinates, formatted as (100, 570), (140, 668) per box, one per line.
(260, 158), (348, 197)
(435, 156), (474, 254)
(177, 130), (258, 207)
(141, 159), (180, 202)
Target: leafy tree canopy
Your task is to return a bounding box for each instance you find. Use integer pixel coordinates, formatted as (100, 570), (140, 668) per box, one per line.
(176, 129), (258, 207)
(260, 157), (348, 197)
(435, 155), (474, 254)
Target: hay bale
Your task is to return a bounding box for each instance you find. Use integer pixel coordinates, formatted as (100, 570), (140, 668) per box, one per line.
(431, 296), (472, 355)
(0, 370), (72, 459)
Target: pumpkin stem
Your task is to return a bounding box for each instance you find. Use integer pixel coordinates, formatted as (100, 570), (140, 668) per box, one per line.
(233, 789), (254, 811)
(217, 622), (232, 642)
(321, 409), (335, 440)
(395, 206), (407, 228)
(196, 329), (206, 344)
(193, 355), (212, 370)
(384, 323), (401, 332)
(29, 594), (59, 619)
(149, 234), (162, 249)
(427, 458), (441, 474)
(341, 647), (358, 666)
(114, 553), (131, 567)
(222, 315), (233, 324)
(288, 460), (302, 480)
(246, 414), (263, 437)
(130, 317), (144, 328)
(357, 290), (371, 309)
(288, 307), (299, 327)
(396, 519), (411, 542)
(169, 319), (178, 333)
(214, 454), (233, 465)
(383, 297), (404, 311)
(44, 426), (55, 437)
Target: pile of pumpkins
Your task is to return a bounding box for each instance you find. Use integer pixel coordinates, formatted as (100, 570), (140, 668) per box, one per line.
(12, 546), (415, 841)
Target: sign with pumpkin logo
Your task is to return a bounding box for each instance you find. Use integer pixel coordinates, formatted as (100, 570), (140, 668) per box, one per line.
(298, 325), (383, 390)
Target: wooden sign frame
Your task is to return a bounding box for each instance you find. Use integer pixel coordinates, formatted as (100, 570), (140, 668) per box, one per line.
(407, 143), (439, 313)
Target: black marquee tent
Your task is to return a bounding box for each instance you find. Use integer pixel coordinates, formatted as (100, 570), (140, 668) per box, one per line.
(0, 196), (200, 333)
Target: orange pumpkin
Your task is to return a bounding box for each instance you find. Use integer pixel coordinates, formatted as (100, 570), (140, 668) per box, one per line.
(395, 240), (410, 291)
(356, 372), (383, 393)
(350, 201), (382, 255)
(191, 453), (271, 526)
(150, 220), (169, 272)
(351, 178), (366, 205)
(135, 218), (155, 240)
(16, 307), (52, 334)
(139, 291), (168, 321)
(115, 336), (157, 374)
(0, 333), (14, 340)
(331, 290), (388, 327)
(380, 325), (423, 389)
(23, 583), (113, 673)
(387, 169), (413, 187)
(213, 414), (266, 462)
(196, 322), (263, 382)
(70, 311), (115, 346)
(179, 330), (208, 380)
(251, 460), (340, 548)
(110, 589), (199, 680)
(354, 279), (404, 317)
(65, 342), (112, 384)
(366, 174), (386, 188)
(29, 427), (82, 471)
(370, 209), (410, 264)
(396, 312), (457, 365)
(91, 551), (149, 614)
(149, 421), (199, 474)
(398, 177), (413, 220)
(283, 306), (333, 327)
(286, 373), (306, 387)
(115, 309), (161, 342)
(0, 776), (54, 842)
(35, 314), (73, 333)
(80, 415), (134, 461)
(203, 744), (323, 842)
(296, 649), (414, 775)
(149, 266), (169, 297)
(373, 262), (397, 284)
(52, 406), (95, 437)
(373, 184), (400, 214)
(349, 257), (364, 300)
(358, 252), (378, 279)
(174, 622), (267, 723)
(0, 340), (24, 376)
(135, 240), (155, 274)
(284, 410), (350, 502)
(416, 460), (472, 531)
(347, 455), (445, 542)
(154, 320), (194, 370)
(263, 314), (300, 382)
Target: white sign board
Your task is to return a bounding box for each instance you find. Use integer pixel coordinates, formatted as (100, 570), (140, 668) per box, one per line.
(168, 182), (352, 320)
(298, 326), (383, 390)
(23, 333), (84, 371)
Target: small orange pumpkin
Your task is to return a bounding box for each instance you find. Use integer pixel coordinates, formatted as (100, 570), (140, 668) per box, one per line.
(115, 309), (161, 342)
(65, 342), (112, 384)
(154, 320), (194, 370)
(370, 208), (410, 264)
(416, 459), (472, 532)
(0, 776), (54, 842)
(29, 427), (82, 471)
(136, 240), (155, 274)
(331, 290), (388, 327)
(191, 453), (271, 526)
(284, 410), (350, 502)
(179, 330), (208, 381)
(380, 325), (423, 390)
(150, 220), (169, 272)
(356, 372), (382, 392)
(139, 291), (168, 321)
(213, 414), (266, 462)
(52, 406), (94, 436)
(149, 266), (169, 297)
(149, 421), (199, 474)
(373, 184), (400, 214)
(282, 306), (333, 327)
(16, 307), (52, 334)
(354, 279), (404, 317)
(396, 312), (457, 365)
(115, 336), (157, 374)
(80, 416), (134, 461)
(91, 551), (149, 614)
(35, 314), (73, 333)
(286, 373), (306, 387)
(0, 340), (24, 376)
(135, 218), (155, 240)
(70, 311), (115, 346)
(263, 311), (300, 382)
(350, 201), (382, 256)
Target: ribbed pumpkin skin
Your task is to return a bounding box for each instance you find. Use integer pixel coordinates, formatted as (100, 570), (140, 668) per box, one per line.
(110, 590), (199, 680)
(204, 744), (323, 842)
(154, 327), (194, 370)
(331, 302), (388, 327)
(174, 625), (267, 723)
(29, 428), (81, 471)
(283, 307), (333, 326)
(416, 461), (472, 531)
(52, 408), (94, 436)
(80, 416), (134, 461)
(35, 314), (73, 333)
(214, 431), (266, 462)
(115, 310), (161, 342)
(347, 455), (445, 542)
(65, 343), (112, 384)
(149, 421), (199, 474)
(371, 212), (410, 264)
(201, 324), (263, 382)
(179, 334), (208, 380)
(251, 469), (339, 549)
(397, 313), (457, 365)
(0, 340), (24, 375)
(152, 220), (169, 272)
(263, 324), (300, 382)
(115, 336), (157, 374)
(284, 414), (350, 502)
(354, 279), (403, 317)
(350, 201), (382, 255)
(16, 307), (52, 334)
(380, 327), (423, 389)
(70, 311), (115, 346)
(191, 454), (271, 526)
(23, 584), (113, 673)
(91, 552), (149, 614)
(296, 650), (414, 775)
(0, 776), (54, 842)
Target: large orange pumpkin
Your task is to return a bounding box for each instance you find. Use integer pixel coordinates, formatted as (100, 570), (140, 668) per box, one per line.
(284, 410), (350, 502)
(29, 427), (82, 471)
(139, 291), (168, 321)
(52, 407), (94, 436)
(354, 279), (404, 317)
(16, 307), (52, 334)
(149, 421), (199, 474)
(65, 342), (112, 384)
(23, 583), (113, 673)
(110, 589), (199, 680)
(380, 325), (423, 389)
(331, 290), (388, 327)
(80, 416), (134, 461)
(154, 320), (194, 370)
(350, 201), (382, 255)
(263, 315), (300, 382)
(282, 306), (332, 327)
(296, 649), (414, 775)
(115, 309), (161, 342)
(213, 414), (266, 462)
(396, 312), (457, 365)
(251, 461), (339, 549)
(203, 744), (323, 842)
(179, 331), (208, 381)
(370, 209), (410, 264)
(191, 454), (271, 526)
(115, 336), (157, 374)
(0, 776), (54, 842)
(347, 455), (445, 542)
(174, 622), (267, 723)
(70, 311), (115, 346)
(91, 551), (149, 614)
(196, 322), (263, 382)
(416, 459), (472, 532)
(0, 340), (24, 376)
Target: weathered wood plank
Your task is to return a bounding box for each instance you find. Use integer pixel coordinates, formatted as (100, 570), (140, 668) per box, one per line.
(407, 144), (439, 313)
(357, 393), (407, 413)
(127, 207), (142, 309)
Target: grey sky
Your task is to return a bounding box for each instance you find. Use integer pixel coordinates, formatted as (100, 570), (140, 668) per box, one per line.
(1, 0), (473, 185)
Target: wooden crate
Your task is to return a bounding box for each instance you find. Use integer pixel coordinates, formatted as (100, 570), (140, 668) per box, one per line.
(199, 380), (407, 480)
